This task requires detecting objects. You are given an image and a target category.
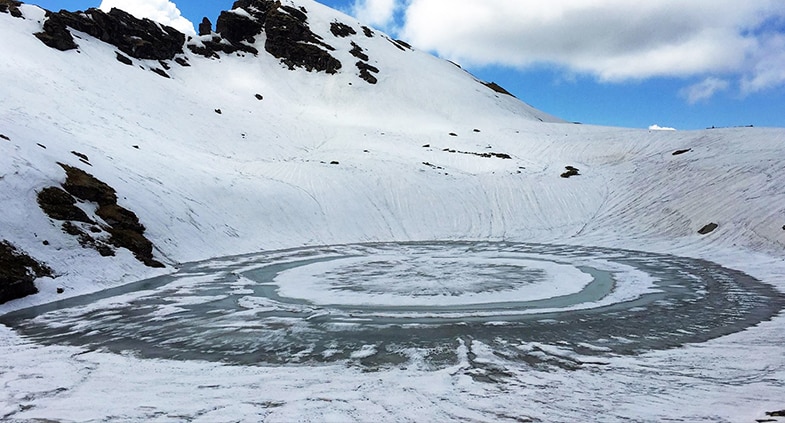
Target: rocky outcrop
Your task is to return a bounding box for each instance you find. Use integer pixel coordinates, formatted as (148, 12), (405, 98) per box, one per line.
(38, 163), (164, 268)
(210, 0), (342, 74)
(35, 7), (185, 60)
(0, 0), (23, 18)
(198, 17), (212, 36)
(0, 241), (51, 304)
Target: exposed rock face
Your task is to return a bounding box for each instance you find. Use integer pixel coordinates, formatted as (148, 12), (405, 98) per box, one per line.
(0, 0), (23, 18)
(212, 0), (342, 74)
(0, 241), (51, 304)
(356, 61), (379, 84)
(330, 21), (356, 38)
(35, 7), (185, 60)
(198, 17), (212, 36)
(37, 163), (164, 268)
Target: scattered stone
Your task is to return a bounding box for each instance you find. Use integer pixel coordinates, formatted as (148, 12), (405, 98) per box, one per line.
(561, 166), (580, 178)
(42, 240), (49, 246)
(0, 134), (9, 141)
(394, 39), (412, 49)
(71, 151), (89, 162)
(422, 144), (430, 148)
(174, 57), (190, 67)
(255, 93), (263, 100)
(132, 145), (139, 149)
(0, 240), (52, 304)
(766, 410), (785, 417)
(330, 161), (340, 165)
(198, 17), (212, 36)
(483, 81), (516, 98)
(57, 287), (64, 294)
(158, 60), (171, 70)
(698, 222), (719, 235)
(115, 51), (133, 65)
(349, 42), (369, 61)
(356, 61), (379, 84)
(37, 143), (47, 149)
(330, 21), (356, 38)
(672, 148), (691, 156)
(362, 26), (374, 37)
(151, 68), (171, 78)
(449, 133), (458, 137)
(214, 108), (222, 114)
(473, 129), (481, 133)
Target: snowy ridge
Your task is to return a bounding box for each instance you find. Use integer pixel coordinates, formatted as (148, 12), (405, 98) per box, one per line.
(1, 1), (785, 421)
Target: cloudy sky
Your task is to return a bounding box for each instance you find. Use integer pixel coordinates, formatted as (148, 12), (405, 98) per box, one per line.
(29, 0), (785, 129)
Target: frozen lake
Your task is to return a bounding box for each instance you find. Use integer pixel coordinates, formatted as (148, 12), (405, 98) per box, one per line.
(3, 242), (783, 368)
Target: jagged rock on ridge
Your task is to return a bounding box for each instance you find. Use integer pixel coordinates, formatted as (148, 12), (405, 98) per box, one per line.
(35, 7), (185, 60)
(0, 0), (23, 18)
(198, 17), (212, 36)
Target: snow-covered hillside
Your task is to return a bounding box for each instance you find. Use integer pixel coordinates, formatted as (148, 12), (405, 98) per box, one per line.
(1, 1), (785, 421)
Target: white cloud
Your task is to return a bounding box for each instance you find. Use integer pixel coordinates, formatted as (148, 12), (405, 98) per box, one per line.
(648, 124), (676, 131)
(390, 0), (785, 94)
(351, 0), (397, 29)
(680, 77), (730, 104)
(99, 0), (195, 35)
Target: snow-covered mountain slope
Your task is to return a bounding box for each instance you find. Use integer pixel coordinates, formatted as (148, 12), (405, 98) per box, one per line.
(1, 1), (785, 421)
(2, 0), (782, 306)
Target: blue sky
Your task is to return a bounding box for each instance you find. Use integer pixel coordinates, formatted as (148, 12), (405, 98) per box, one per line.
(29, 0), (785, 130)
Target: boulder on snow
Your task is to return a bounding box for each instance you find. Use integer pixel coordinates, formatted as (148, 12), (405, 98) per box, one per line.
(330, 21), (356, 38)
(0, 241), (51, 304)
(698, 223), (719, 235)
(560, 166), (580, 178)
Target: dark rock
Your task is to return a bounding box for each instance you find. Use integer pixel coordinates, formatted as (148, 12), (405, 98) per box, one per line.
(350, 42), (369, 61)
(109, 228), (163, 267)
(35, 8), (185, 60)
(174, 57), (190, 67)
(362, 26), (374, 37)
(483, 81), (516, 98)
(215, 108), (222, 114)
(0, 134), (9, 140)
(356, 61), (379, 84)
(0, 0), (23, 18)
(330, 21), (356, 37)
(449, 132), (458, 137)
(57, 287), (64, 294)
(422, 144), (430, 148)
(96, 204), (145, 233)
(560, 166), (580, 178)
(198, 17), (212, 36)
(35, 22), (78, 50)
(132, 145), (139, 149)
(71, 151), (89, 162)
(766, 410), (785, 417)
(37, 143), (46, 149)
(394, 39), (411, 49)
(59, 163), (117, 206)
(698, 223), (718, 235)
(215, 9), (263, 44)
(330, 161), (339, 165)
(473, 129), (481, 132)
(255, 93), (264, 100)
(158, 60), (171, 70)
(37, 187), (94, 223)
(672, 148), (691, 156)
(151, 67), (171, 78)
(42, 240), (49, 246)
(115, 51), (133, 65)
(0, 241), (51, 304)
